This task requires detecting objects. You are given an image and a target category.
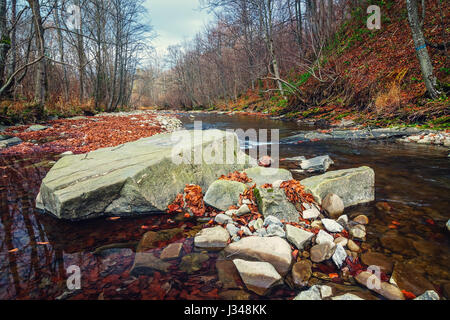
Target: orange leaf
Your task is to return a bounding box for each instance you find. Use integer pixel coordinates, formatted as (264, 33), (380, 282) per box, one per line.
(401, 290), (416, 300)
(8, 248), (18, 253)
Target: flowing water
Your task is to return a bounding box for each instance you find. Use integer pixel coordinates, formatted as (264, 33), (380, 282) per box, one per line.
(0, 112), (449, 300)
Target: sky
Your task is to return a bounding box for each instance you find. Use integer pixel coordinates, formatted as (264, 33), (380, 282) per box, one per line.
(144, 0), (214, 56)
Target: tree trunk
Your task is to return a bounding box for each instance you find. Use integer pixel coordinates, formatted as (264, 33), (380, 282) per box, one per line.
(54, 3), (69, 101)
(0, 0), (10, 89)
(27, 0), (48, 105)
(406, 0), (440, 99)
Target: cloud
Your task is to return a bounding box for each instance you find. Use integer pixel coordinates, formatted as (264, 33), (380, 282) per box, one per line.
(144, 0), (213, 55)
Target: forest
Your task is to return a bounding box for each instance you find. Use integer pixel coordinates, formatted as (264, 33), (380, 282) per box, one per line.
(0, 0), (448, 126)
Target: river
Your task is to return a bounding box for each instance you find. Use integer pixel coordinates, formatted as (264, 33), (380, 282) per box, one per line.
(0, 112), (449, 299)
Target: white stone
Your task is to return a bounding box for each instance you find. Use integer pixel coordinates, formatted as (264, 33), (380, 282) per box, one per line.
(414, 290), (440, 300)
(263, 215), (283, 227)
(316, 230), (334, 245)
(215, 213), (233, 224)
(226, 223), (239, 237)
(233, 259), (282, 296)
(224, 236), (292, 275)
(322, 218), (344, 233)
(332, 293), (364, 300)
(293, 285), (322, 300)
(319, 285), (333, 299)
(194, 226), (230, 249)
(266, 224), (286, 238)
(332, 244), (347, 268)
(236, 204), (251, 216)
(302, 207), (321, 219)
(286, 225), (314, 250)
(337, 214), (348, 227)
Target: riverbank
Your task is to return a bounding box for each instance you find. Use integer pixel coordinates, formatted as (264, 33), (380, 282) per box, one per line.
(0, 110), (182, 155)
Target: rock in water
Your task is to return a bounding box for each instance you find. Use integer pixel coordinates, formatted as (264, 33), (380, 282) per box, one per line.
(243, 167), (292, 186)
(36, 129), (254, 220)
(0, 136), (22, 149)
(355, 271), (405, 300)
(204, 180), (247, 211)
(293, 285), (322, 300)
(130, 253), (171, 276)
(332, 244), (347, 268)
(160, 243), (183, 260)
(254, 187), (300, 222)
(361, 252), (394, 274)
(414, 290), (440, 300)
(194, 226), (230, 249)
(300, 166), (375, 207)
(291, 260), (312, 288)
(310, 242), (335, 263)
(300, 155), (334, 173)
(224, 236), (292, 275)
(321, 193), (344, 218)
(332, 293), (364, 300)
(232, 259), (282, 296)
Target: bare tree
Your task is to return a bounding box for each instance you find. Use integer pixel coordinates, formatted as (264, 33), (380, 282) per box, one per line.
(406, 0), (440, 99)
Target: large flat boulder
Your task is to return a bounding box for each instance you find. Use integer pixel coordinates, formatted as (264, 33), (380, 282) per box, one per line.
(300, 166), (375, 207)
(37, 129), (255, 220)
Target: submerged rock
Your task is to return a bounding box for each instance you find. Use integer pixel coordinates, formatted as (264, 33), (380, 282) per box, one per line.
(224, 236), (292, 275)
(160, 243), (183, 260)
(300, 166), (375, 207)
(37, 129), (254, 220)
(254, 187), (300, 222)
(204, 180), (247, 211)
(391, 262), (435, 296)
(233, 259), (282, 296)
(355, 271), (405, 300)
(216, 260), (243, 290)
(291, 260), (312, 288)
(130, 253), (170, 276)
(179, 253), (209, 273)
(361, 252), (393, 274)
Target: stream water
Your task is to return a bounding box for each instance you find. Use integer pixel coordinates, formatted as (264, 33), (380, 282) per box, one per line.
(0, 112), (449, 300)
